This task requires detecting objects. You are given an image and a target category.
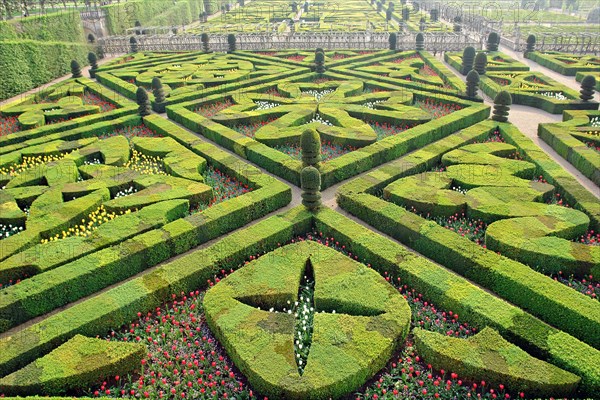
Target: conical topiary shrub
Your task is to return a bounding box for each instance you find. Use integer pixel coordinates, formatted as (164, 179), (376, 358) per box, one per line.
(430, 8), (438, 22)
(301, 128), (321, 167)
(135, 20), (142, 35)
(71, 60), (82, 78)
(227, 33), (236, 53)
(453, 15), (461, 32)
(466, 69), (480, 99)
(461, 46), (476, 75)
(87, 33), (95, 43)
(402, 7), (409, 21)
(580, 75), (596, 102)
(389, 32), (397, 50)
(474, 52), (487, 75)
(152, 77), (167, 113)
(130, 36), (138, 53)
(492, 90), (512, 122)
(136, 87), (152, 117)
(386, 8), (393, 21)
(301, 166), (322, 211)
(525, 34), (536, 54)
(201, 33), (209, 52)
(486, 32), (500, 52)
(87, 52), (98, 78)
(315, 51), (326, 73)
(416, 33), (425, 51)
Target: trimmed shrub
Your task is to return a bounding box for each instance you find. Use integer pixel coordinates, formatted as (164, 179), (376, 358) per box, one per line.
(227, 33), (236, 53)
(430, 8), (438, 21)
(87, 52), (98, 78)
(301, 128), (321, 167)
(389, 32), (397, 50)
(474, 51), (487, 75)
(315, 51), (326, 73)
(492, 90), (512, 122)
(201, 32), (209, 52)
(129, 36), (138, 53)
(70, 60), (82, 78)
(402, 7), (410, 21)
(466, 69), (480, 99)
(461, 46), (476, 75)
(136, 87), (152, 116)
(526, 34), (536, 53)
(301, 166), (322, 210)
(416, 33), (425, 51)
(151, 77), (167, 112)
(580, 75), (596, 102)
(487, 32), (500, 52)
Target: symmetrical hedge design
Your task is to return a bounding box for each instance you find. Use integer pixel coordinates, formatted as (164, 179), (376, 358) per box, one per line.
(525, 52), (600, 76)
(538, 110), (600, 186)
(204, 241), (411, 399)
(413, 328), (580, 397)
(479, 70), (599, 113)
(445, 51), (530, 74)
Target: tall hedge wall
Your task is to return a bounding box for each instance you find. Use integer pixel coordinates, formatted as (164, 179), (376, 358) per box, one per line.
(0, 11), (84, 42)
(0, 41), (89, 101)
(103, 0), (203, 35)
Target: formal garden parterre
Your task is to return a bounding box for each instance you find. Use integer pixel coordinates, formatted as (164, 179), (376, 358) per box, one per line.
(0, 30), (600, 400)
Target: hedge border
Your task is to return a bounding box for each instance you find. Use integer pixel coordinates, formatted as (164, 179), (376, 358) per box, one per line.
(525, 51), (600, 76)
(444, 51), (530, 74)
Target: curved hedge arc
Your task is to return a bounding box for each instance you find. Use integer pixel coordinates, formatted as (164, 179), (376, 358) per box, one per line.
(445, 51), (530, 74)
(525, 52), (600, 76)
(413, 327), (580, 398)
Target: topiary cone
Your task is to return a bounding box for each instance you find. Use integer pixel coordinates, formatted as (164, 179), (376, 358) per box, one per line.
(525, 34), (536, 54)
(227, 34), (236, 53)
(466, 69), (480, 98)
(136, 87), (152, 117)
(579, 75), (596, 102)
(87, 52), (98, 78)
(492, 90), (512, 122)
(152, 77), (166, 112)
(315, 51), (326, 73)
(301, 128), (321, 167)
(486, 32), (500, 52)
(461, 46), (476, 75)
(201, 33), (210, 53)
(389, 32), (397, 50)
(129, 36), (138, 53)
(301, 166), (322, 211)
(71, 60), (82, 78)
(416, 33), (425, 51)
(474, 52), (487, 75)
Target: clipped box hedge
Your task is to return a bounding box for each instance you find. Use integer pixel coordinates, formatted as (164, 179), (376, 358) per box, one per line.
(525, 51), (600, 76)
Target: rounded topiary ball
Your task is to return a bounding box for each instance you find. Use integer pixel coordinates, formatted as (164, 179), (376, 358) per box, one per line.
(461, 46), (476, 75)
(301, 166), (322, 210)
(466, 69), (480, 98)
(301, 128), (321, 166)
(580, 75), (596, 102)
(492, 90), (512, 122)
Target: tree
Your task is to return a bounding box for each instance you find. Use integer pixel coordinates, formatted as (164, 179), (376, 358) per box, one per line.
(377, 1), (383, 12)
(389, 32), (397, 51)
(466, 70), (480, 99)
(135, 20), (142, 35)
(301, 166), (322, 211)
(492, 91), (512, 122)
(474, 52), (487, 75)
(461, 46), (476, 75)
(71, 60), (82, 78)
(402, 7), (409, 21)
(87, 52), (98, 78)
(453, 15), (461, 32)
(152, 77), (167, 112)
(416, 32), (425, 51)
(430, 8), (438, 22)
(201, 33), (209, 52)
(87, 33), (96, 44)
(304, 2), (308, 12)
(301, 128), (321, 167)
(419, 17), (426, 31)
(579, 75), (596, 102)
(130, 36), (138, 53)
(486, 32), (500, 52)
(525, 34), (536, 54)
(136, 87), (152, 116)
(227, 33), (236, 53)
(386, 7), (393, 21)
(315, 51), (326, 73)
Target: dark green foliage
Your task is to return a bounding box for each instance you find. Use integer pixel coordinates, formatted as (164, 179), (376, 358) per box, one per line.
(580, 75), (596, 102)
(461, 46), (476, 75)
(152, 77), (167, 112)
(87, 33), (95, 44)
(301, 128), (321, 166)
(201, 33), (209, 52)
(70, 60), (82, 78)
(301, 167), (322, 210)
(492, 90), (512, 122)
(466, 69), (480, 98)
(227, 33), (236, 53)
(526, 34), (536, 53)
(389, 32), (397, 51)
(87, 52), (98, 78)
(136, 87), (152, 116)
(402, 7), (410, 21)
(377, 1), (383, 12)
(487, 32), (500, 52)
(129, 36), (138, 53)
(315, 51), (326, 73)
(304, 2), (309, 12)
(291, 1), (298, 12)
(386, 8), (393, 21)
(419, 17), (426, 31)
(315, 47), (324, 54)
(430, 8), (438, 21)
(474, 51), (487, 75)
(415, 33), (425, 51)
(453, 15), (462, 32)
